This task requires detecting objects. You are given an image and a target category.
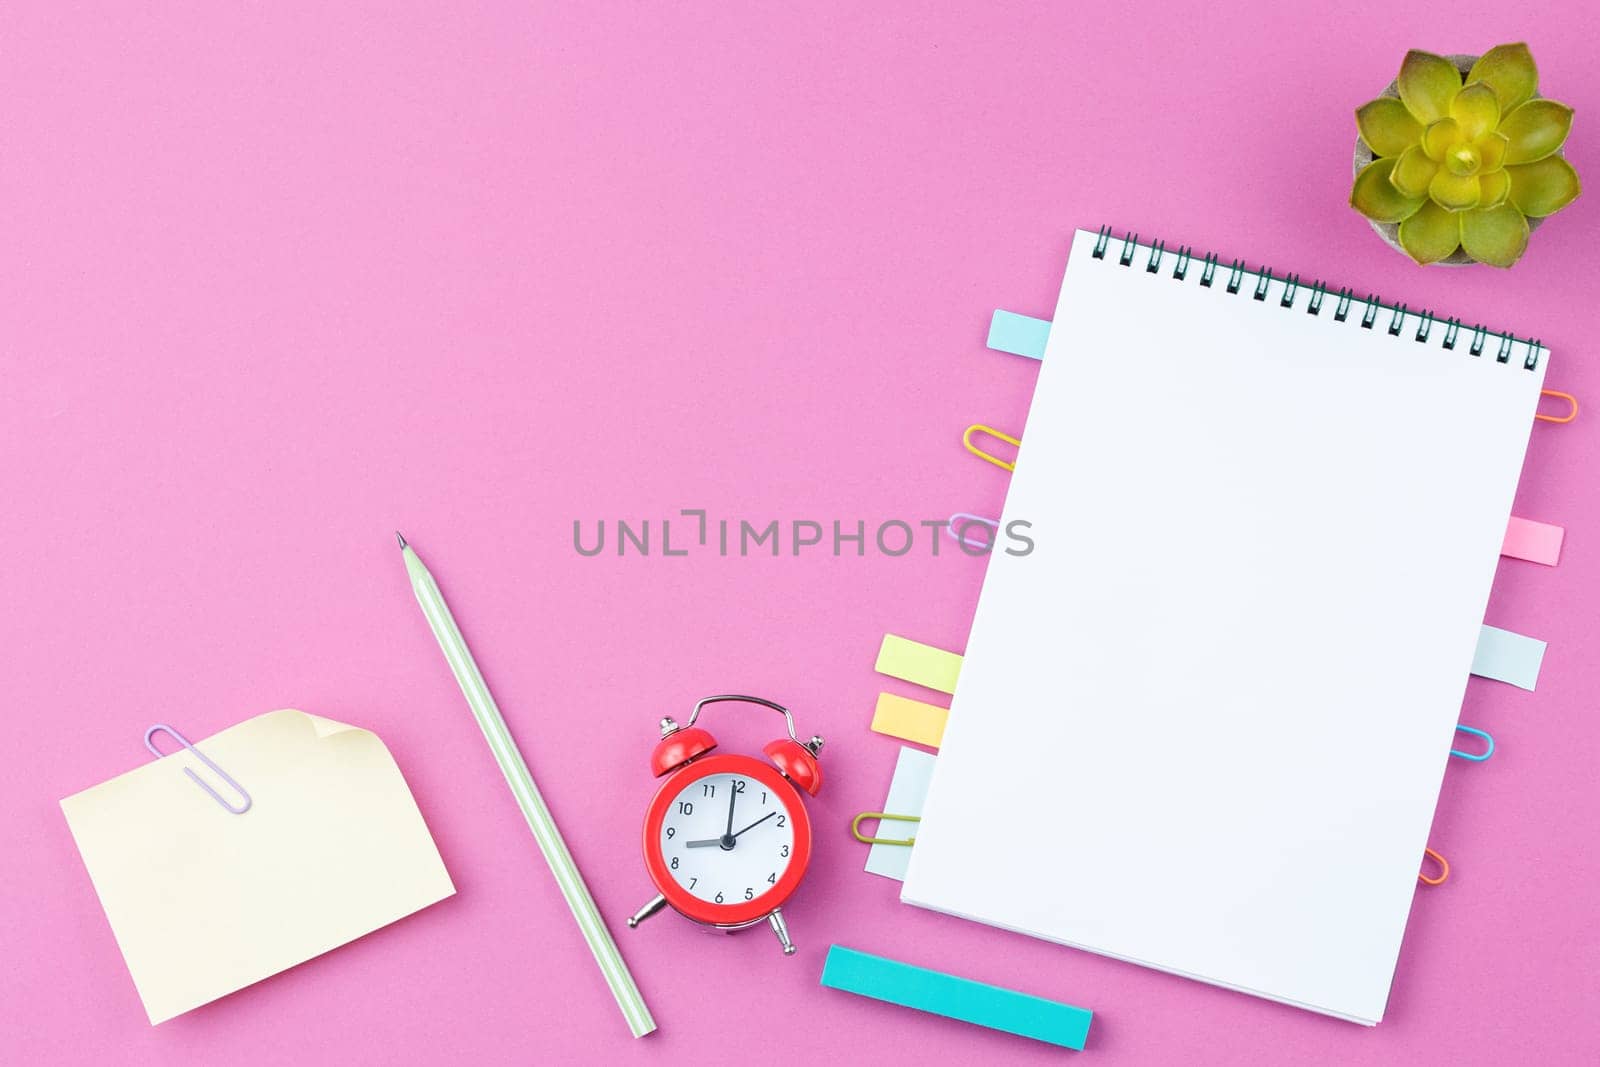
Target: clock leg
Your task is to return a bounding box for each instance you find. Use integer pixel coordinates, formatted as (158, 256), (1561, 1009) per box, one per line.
(626, 894), (668, 928)
(767, 907), (796, 955)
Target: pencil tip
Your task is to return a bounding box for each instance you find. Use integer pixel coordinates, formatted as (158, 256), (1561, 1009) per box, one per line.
(395, 531), (408, 550)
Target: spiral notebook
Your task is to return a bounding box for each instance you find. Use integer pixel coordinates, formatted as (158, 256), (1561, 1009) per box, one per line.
(900, 228), (1547, 1025)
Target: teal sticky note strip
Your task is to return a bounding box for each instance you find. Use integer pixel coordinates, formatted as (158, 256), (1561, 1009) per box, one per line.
(986, 309), (1051, 359)
(821, 945), (1092, 1050)
(1471, 624), (1546, 691)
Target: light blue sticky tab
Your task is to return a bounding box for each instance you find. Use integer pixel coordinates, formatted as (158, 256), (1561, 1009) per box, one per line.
(986, 309), (1051, 360)
(1471, 625), (1546, 691)
(864, 747), (937, 882)
(821, 945), (1093, 1050)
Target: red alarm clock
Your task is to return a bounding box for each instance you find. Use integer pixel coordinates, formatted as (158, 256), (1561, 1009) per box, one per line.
(626, 695), (823, 954)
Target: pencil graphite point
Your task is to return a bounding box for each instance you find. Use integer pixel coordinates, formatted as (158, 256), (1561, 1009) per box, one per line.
(395, 531), (408, 550)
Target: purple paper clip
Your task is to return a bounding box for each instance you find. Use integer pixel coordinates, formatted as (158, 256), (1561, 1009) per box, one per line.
(144, 723), (253, 814)
(946, 513), (999, 552)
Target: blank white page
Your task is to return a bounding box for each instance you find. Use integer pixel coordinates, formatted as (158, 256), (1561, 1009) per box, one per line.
(901, 228), (1546, 1024)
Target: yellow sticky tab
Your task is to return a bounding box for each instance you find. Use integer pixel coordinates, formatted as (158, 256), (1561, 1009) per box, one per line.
(875, 634), (963, 694)
(871, 693), (949, 749)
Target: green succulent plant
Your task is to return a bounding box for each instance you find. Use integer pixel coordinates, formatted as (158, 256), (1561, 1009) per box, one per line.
(1350, 44), (1581, 267)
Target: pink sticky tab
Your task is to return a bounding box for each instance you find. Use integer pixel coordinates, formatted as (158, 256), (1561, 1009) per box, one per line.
(1502, 516), (1564, 566)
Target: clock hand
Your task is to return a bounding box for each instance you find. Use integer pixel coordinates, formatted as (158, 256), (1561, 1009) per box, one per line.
(684, 809), (776, 849)
(724, 778), (739, 845)
(730, 811), (777, 839)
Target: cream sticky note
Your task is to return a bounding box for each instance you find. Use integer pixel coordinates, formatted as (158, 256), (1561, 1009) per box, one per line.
(874, 634), (962, 695)
(61, 709), (455, 1024)
(871, 692), (949, 749)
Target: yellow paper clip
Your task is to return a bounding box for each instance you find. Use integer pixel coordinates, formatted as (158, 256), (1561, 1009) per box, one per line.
(1536, 389), (1578, 424)
(1418, 847), (1450, 886)
(852, 811), (920, 847)
(962, 424), (1020, 472)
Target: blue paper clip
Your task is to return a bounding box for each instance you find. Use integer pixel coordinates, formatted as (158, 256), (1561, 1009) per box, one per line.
(144, 723), (253, 813)
(1450, 724), (1495, 762)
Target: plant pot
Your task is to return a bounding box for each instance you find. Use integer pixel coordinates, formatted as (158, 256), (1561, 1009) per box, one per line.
(1352, 52), (1550, 267)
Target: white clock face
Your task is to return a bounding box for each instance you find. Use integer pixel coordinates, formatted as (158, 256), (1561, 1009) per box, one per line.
(658, 771), (797, 908)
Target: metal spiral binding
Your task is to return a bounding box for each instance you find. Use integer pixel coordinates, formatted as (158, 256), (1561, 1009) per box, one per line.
(1172, 246), (1192, 281)
(1388, 304), (1407, 336)
(1090, 225), (1542, 371)
(1226, 259), (1246, 294)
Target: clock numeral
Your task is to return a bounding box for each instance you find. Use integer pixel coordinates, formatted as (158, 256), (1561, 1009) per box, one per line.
(733, 779), (747, 794)
(780, 844), (790, 857)
(761, 790), (768, 805)
(714, 891), (724, 904)
(701, 782), (716, 797)
(766, 872), (776, 884)
(776, 815), (786, 828)
(744, 887), (754, 900)
(677, 801), (693, 815)
(665, 827), (675, 839)
(670, 857), (679, 870)
(689, 877), (697, 890)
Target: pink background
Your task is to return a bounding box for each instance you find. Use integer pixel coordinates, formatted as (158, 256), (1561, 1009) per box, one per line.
(3, 3), (1597, 1064)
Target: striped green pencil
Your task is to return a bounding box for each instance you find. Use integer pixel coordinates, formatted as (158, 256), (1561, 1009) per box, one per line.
(397, 532), (656, 1038)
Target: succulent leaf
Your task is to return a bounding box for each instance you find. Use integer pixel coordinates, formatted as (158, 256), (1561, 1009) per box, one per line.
(1459, 203), (1529, 267)
(1390, 145), (1440, 198)
(1397, 50), (1461, 124)
(1467, 43), (1538, 115)
(1479, 169), (1512, 209)
(1351, 158), (1426, 223)
(1476, 133), (1509, 173)
(1356, 98), (1424, 156)
(1507, 156), (1582, 217)
(1429, 169), (1481, 211)
(1449, 83), (1500, 141)
(1500, 100), (1574, 164)
(1397, 200), (1463, 264)
(1422, 118), (1460, 161)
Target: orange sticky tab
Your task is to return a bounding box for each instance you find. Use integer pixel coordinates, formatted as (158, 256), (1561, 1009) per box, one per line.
(871, 693), (950, 749)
